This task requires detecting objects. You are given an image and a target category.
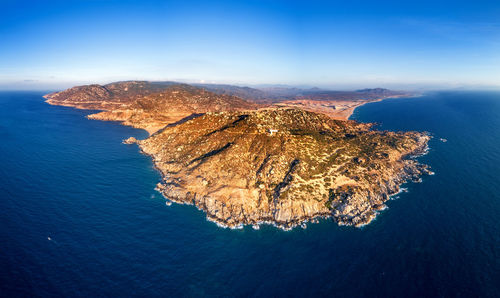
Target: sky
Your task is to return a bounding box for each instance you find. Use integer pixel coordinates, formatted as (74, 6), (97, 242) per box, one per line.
(1, 0), (500, 90)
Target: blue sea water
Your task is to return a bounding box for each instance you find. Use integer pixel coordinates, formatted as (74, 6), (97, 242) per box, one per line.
(0, 91), (499, 297)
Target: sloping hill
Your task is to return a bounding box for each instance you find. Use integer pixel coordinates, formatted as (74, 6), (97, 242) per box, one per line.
(46, 82), (262, 134)
(140, 108), (431, 228)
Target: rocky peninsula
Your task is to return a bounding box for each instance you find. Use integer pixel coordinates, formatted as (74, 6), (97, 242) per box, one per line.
(45, 81), (431, 229)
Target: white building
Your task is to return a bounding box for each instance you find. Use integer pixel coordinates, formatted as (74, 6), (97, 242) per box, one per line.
(269, 129), (278, 136)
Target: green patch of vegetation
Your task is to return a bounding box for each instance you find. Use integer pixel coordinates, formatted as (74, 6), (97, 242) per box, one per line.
(325, 200), (332, 209)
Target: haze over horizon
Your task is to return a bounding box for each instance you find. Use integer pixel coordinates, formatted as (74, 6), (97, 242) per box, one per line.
(2, 0), (500, 91)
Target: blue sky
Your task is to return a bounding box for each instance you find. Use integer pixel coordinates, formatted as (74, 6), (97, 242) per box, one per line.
(1, 0), (500, 90)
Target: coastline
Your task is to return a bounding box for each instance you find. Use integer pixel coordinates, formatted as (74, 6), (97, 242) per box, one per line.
(273, 93), (419, 123)
(149, 140), (431, 230)
(45, 91), (431, 231)
(346, 94), (420, 121)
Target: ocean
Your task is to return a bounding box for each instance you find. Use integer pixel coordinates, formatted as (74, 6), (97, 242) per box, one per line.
(0, 91), (498, 296)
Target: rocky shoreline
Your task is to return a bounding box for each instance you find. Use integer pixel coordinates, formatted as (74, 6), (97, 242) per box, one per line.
(146, 140), (431, 229)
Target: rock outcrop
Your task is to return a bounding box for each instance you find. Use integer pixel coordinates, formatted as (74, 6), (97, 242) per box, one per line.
(122, 137), (138, 144)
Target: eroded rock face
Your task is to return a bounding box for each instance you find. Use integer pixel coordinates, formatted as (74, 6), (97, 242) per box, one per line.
(139, 108), (430, 228)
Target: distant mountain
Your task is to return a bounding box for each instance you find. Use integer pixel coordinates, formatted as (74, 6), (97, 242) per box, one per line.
(196, 84), (329, 102)
(356, 88), (393, 94)
(297, 88), (408, 102)
(193, 83), (268, 102)
(195, 84), (407, 103)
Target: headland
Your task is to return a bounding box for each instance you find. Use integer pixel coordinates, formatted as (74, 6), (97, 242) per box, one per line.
(45, 81), (430, 228)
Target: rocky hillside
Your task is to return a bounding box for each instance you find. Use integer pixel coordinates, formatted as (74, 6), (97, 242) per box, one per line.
(138, 108), (431, 228)
(88, 84), (261, 134)
(194, 83), (268, 102)
(45, 82), (261, 134)
(44, 81), (178, 109)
